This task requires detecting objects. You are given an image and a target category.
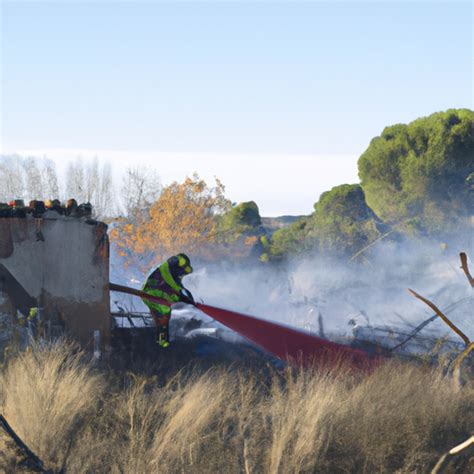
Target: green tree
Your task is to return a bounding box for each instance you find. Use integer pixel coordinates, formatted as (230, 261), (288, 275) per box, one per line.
(311, 184), (383, 257)
(267, 218), (311, 260)
(214, 201), (268, 260)
(358, 108), (474, 234)
(266, 185), (384, 260)
(218, 201), (263, 243)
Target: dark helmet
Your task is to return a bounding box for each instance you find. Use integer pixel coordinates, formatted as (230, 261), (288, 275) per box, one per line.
(167, 253), (193, 279)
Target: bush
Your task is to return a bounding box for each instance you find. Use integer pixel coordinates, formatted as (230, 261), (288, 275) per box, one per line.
(268, 217), (312, 260)
(311, 184), (384, 257)
(267, 185), (385, 259)
(218, 201), (263, 243)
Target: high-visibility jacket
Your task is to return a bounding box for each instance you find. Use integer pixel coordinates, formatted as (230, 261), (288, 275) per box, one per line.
(142, 261), (193, 315)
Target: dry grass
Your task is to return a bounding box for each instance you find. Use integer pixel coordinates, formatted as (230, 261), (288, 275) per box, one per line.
(1, 340), (473, 473)
(0, 339), (104, 470)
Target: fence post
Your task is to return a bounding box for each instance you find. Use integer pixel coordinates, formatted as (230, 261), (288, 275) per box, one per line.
(93, 330), (101, 360)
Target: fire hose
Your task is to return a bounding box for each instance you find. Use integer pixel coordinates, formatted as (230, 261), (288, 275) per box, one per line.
(109, 283), (380, 369)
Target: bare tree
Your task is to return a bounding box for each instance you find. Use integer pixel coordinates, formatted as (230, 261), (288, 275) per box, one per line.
(63, 157), (115, 219)
(0, 155), (25, 201)
(22, 157), (44, 200)
(120, 166), (162, 218)
(84, 157), (99, 203)
(93, 160), (114, 218)
(65, 158), (86, 203)
(0, 154), (115, 218)
(41, 158), (60, 199)
(0, 155), (61, 202)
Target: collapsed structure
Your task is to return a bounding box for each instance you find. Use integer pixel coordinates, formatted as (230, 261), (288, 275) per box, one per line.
(0, 200), (110, 356)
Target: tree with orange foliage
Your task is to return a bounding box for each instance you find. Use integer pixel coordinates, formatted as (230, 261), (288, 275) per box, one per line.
(111, 174), (231, 268)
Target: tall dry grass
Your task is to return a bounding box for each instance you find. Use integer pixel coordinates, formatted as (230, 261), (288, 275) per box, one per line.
(1, 340), (472, 473)
(0, 339), (104, 470)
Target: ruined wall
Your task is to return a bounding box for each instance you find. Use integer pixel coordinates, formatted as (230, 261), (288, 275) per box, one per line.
(0, 291), (16, 356)
(0, 215), (110, 350)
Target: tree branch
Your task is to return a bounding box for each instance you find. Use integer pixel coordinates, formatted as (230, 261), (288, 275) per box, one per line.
(408, 289), (471, 346)
(431, 435), (474, 473)
(459, 252), (474, 288)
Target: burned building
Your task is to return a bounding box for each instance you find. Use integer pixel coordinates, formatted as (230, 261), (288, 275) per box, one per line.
(0, 203), (110, 355)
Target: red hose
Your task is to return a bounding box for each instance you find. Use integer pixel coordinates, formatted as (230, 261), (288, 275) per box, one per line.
(110, 282), (382, 369)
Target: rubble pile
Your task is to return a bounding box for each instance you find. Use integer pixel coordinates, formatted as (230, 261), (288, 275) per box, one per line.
(0, 199), (93, 218)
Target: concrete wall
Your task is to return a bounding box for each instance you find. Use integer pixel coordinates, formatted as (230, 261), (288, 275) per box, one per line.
(0, 215), (110, 350)
(0, 291), (15, 356)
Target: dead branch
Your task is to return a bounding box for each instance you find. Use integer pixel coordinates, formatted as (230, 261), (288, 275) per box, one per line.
(460, 252), (474, 288)
(431, 435), (474, 474)
(390, 297), (474, 352)
(408, 289), (471, 346)
(409, 289), (473, 386)
(452, 342), (474, 386)
(0, 414), (50, 473)
(348, 228), (397, 263)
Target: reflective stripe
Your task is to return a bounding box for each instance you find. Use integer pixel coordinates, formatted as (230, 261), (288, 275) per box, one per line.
(146, 301), (171, 315)
(142, 289), (172, 315)
(142, 286), (179, 302)
(159, 261), (183, 293)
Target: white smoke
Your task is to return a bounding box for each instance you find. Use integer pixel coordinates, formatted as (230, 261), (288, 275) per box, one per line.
(110, 235), (474, 348)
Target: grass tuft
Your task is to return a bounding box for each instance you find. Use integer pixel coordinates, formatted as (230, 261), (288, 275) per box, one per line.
(1, 340), (472, 473)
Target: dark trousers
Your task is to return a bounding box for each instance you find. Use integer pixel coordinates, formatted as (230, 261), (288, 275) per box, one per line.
(151, 310), (171, 343)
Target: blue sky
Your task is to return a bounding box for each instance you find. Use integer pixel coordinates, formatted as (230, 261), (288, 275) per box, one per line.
(1, 1), (472, 215)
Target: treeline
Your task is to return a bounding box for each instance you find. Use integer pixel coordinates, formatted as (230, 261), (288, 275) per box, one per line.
(0, 156), (60, 204)
(0, 156), (161, 220)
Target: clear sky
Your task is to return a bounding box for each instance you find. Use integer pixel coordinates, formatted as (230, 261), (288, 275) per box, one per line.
(1, 1), (472, 215)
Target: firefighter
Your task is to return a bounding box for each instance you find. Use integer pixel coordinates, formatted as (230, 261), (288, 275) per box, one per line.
(27, 307), (44, 339)
(142, 254), (195, 348)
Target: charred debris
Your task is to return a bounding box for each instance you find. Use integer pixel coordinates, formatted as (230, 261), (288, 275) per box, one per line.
(0, 199), (93, 219)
